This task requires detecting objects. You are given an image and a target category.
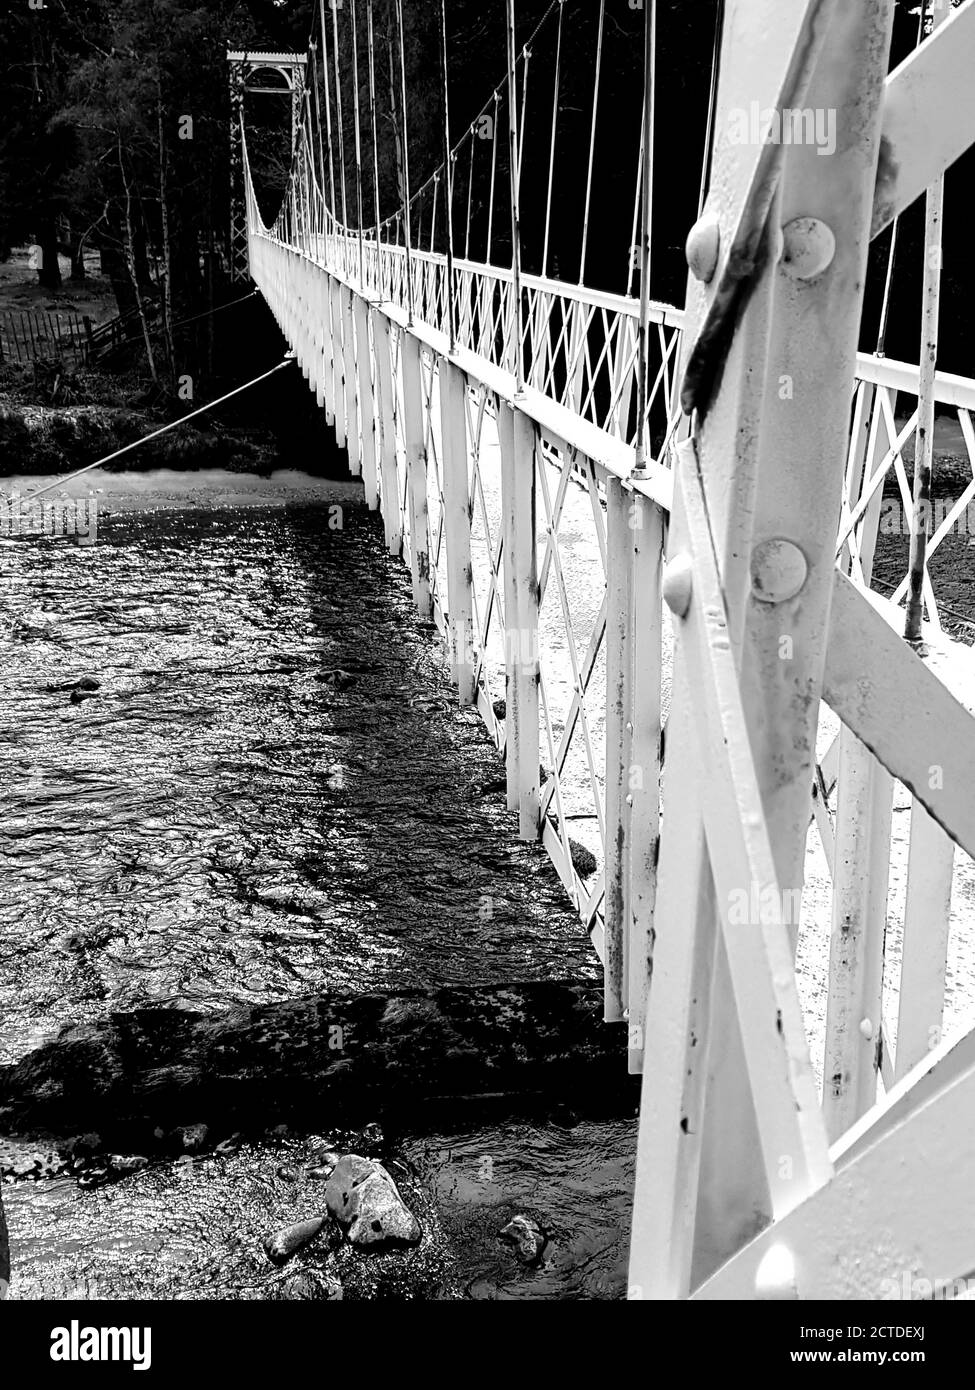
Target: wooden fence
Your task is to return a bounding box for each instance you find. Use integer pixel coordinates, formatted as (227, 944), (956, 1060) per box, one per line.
(0, 308), (92, 368)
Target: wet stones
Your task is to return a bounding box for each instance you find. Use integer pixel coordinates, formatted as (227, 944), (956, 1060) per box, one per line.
(316, 668), (357, 691)
(270, 1268), (342, 1301)
(45, 676), (101, 694)
(175, 1123), (209, 1155)
(569, 838), (597, 878)
(325, 1154), (421, 1250)
(263, 1216), (327, 1266)
(306, 1150), (339, 1181)
(108, 1155), (148, 1176)
(499, 1214), (547, 1266)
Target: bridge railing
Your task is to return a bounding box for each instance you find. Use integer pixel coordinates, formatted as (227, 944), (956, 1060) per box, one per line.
(314, 224), (683, 452)
(246, 103), (975, 1119)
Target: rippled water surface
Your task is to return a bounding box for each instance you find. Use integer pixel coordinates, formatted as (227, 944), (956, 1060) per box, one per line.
(0, 473), (625, 1299)
(0, 481), (599, 1065)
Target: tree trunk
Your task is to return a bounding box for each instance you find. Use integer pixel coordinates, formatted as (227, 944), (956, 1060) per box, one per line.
(157, 90), (176, 386)
(118, 140), (158, 382)
(386, 30), (407, 207)
(69, 227), (87, 282)
(36, 219), (62, 289)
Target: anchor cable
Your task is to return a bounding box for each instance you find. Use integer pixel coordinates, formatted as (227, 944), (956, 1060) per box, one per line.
(23, 357), (295, 500)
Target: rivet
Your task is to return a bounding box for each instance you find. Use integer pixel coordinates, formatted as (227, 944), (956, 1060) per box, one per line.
(662, 554), (694, 619)
(780, 217), (835, 281)
(685, 214), (721, 284)
(750, 539), (808, 604)
(755, 1244), (798, 1300)
(859, 1018), (873, 1040)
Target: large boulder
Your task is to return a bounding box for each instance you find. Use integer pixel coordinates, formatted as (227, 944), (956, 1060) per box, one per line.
(325, 1154), (421, 1249)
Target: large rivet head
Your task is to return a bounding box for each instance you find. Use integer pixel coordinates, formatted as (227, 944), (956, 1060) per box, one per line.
(662, 554), (694, 619)
(685, 214), (721, 284)
(755, 1244), (799, 1300)
(780, 217), (835, 281)
(751, 539), (808, 604)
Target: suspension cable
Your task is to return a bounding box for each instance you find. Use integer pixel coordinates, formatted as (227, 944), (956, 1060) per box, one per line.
(579, 0), (606, 286)
(310, 35), (327, 246)
(626, 121), (644, 297)
(506, 0), (524, 393)
(393, 0), (415, 325)
(318, 0), (337, 224)
(349, 0), (367, 287)
(329, 0), (350, 235)
(367, 0), (382, 253)
(541, 0), (565, 280)
(439, 0), (457, 350)
(877, 0), (929, 355)
(633, 0), (657, 472)
(518, 43), (531, 186)
(697, 0), (723, 219)
(25, 360), (295, 500)
(464, 129), (475, 263)
(486, 88), (500, 265)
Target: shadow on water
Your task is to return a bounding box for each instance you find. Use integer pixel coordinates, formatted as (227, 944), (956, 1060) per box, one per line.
(0, 490), (632, 1298)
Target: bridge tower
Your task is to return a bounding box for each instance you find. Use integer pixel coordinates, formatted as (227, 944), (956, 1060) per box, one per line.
(227, 51), (308, 282)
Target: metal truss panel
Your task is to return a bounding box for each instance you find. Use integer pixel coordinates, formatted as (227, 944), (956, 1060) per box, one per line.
(695, 1032), (975, 1299)
(873, 0), (975, 236)
(823, 573), (975, 861)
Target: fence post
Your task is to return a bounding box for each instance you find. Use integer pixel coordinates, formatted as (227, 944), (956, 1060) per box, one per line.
(353, 295), (379, 508)
(319, 270), (334, 426)
(342, 284), (358, 468)
(626, 489), (663, 1074)
(604, 475), (634, 1023)
(401, 332), (432, 617)
(822, 731), (893, 1141)
(895, 802), (954, 1080)
(374, 314), (403, 554)
(499, 400), (540, 840)
(439, 356), (475, 704)
(329, 276), (346, 445)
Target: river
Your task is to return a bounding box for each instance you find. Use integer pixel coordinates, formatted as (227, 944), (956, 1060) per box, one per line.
(0, 467), (631, 1300)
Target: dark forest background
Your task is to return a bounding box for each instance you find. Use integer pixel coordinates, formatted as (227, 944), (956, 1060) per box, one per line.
(0, 0), (969, 399)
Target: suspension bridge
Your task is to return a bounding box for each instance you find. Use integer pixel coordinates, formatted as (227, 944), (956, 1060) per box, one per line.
(231, 0), (975, 1299)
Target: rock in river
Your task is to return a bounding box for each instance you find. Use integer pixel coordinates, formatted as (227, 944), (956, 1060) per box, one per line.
(325, 1154), (421, 1249)
(264, 1217), (326, 1266)
(271, 1269), (343, 1301)
(499, 1214), (546, 1266)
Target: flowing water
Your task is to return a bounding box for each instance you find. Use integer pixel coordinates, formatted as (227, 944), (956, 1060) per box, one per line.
(0, 469), (630, 1300)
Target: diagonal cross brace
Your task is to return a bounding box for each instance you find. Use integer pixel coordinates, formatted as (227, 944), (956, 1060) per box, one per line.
(680, 0), (839, 414)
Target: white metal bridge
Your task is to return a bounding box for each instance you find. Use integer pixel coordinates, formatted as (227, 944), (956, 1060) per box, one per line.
(236, 0), (975, 1299)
